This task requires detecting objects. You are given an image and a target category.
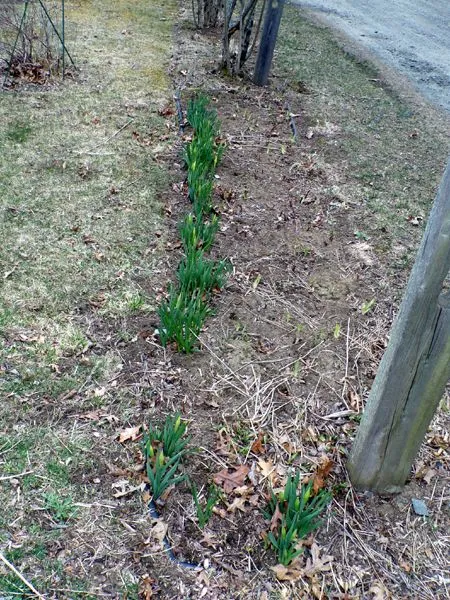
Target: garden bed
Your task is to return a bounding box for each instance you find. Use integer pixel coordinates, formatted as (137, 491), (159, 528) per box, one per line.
(0, 1), (449, 599)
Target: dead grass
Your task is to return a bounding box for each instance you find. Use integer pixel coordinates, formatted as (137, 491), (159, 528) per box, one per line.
(0, 0), (176, 596)
(277, 5), (449, 261)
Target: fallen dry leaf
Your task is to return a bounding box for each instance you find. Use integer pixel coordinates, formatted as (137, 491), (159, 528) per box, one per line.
(141, 490), (151, 504)
(139, 574), (157, 600)
(416, 466), (437, 485)
(212, 506), (227, 519)
(215, 430), (233, 457)
(79, 409), (118, 423)
(233, 485), (251, 495)
(158, 104), (175, 117)
(270, 502), (283, 532)
(200, 531), (218, 548)
(250, 432), (265, 455)
(144, 520), (168, 551)
(271, 561), (303, 581)
(348, 389), (361, 412)
(257, 458), (275, 481)
(118, 425), (142, 443)
(423, 468), (437, 484)
(111, 480), (145, 498)
(399, 559), (412, 573)
(248, 461), (259, 486)
(310, 581), (326, 599)
(213, 465), (250, 493)
(227, 496), (248, 513)
(105, 462), (129, 477)
(303, 542), (333, 578)
(311, 455), (334, 494)
(93, 387), (106, 397)
(369, 581), (391, 600)
(197, 570), (210, 589)
(279, 434), (296, 455)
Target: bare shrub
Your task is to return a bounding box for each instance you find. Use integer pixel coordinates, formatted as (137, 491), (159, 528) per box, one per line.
(222, 0), (265, 75)
(0, 0), (62, 82)
(192, 0), (224, 28)
(190, 0), (265, 76)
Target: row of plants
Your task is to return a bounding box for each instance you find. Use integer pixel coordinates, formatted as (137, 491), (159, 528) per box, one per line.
(158, 95), (230, 353)
(143, 413), (331, 567)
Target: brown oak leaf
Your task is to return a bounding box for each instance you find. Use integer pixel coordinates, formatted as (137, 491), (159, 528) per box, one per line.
(271, 561), (303, 581)
(213, 465), (250, 493)
(257, 458), (276, 482)
(250, 432), (265, 455)
(311, 455), (334, 494)
(118, 425), (142, 443)
(227, 496), (248, 513)
(303, 542), (333, 578)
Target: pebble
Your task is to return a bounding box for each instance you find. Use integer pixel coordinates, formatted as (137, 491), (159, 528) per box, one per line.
(411, 498), (429, 516)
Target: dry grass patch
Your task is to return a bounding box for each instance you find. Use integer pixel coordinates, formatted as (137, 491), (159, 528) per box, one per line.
(277, 5), (449, 259)
(0, 0), (176, 596)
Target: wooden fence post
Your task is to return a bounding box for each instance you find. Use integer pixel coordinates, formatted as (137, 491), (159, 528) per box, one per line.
(254, 0), (285, 86)
(347, 158), (450, 493)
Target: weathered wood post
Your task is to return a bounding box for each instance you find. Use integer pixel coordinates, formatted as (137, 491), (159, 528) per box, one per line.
(254, 0), (285, 86)
(348, 158), (450, 493)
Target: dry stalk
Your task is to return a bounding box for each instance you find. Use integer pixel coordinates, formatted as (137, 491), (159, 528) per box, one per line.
(0, 552), (47, 599)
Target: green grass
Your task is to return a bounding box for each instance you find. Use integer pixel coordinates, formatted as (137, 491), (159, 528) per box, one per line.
(277, 6), (449, 252)
(43, 492), (79, 522)
(0, 0), (174, 397)
(0, 573), (31, 597)
(0, 0), (176, 596)
(5, 121), (33, 143)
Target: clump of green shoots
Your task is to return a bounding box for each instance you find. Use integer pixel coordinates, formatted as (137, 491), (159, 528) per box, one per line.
(179, 212), (220, 253)
(158, 288), (211, 354)
(184, 97), (224, 208)
(143, 413), (191, 502)
(191, 482), (222, 529)
(186, 94), (210, 131)
(158, 94), (228, 353)
(265, 472), (331, 566)
(177, 249), (230, 296)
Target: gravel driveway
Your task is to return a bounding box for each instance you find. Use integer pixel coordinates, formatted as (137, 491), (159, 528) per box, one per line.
(291, 0), (450, 113)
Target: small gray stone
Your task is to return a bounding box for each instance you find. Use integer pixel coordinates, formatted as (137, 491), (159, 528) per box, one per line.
(412, 498), (429, 516)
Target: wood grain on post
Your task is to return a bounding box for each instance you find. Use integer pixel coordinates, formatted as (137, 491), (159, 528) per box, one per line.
(348, 158), (450, 493)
